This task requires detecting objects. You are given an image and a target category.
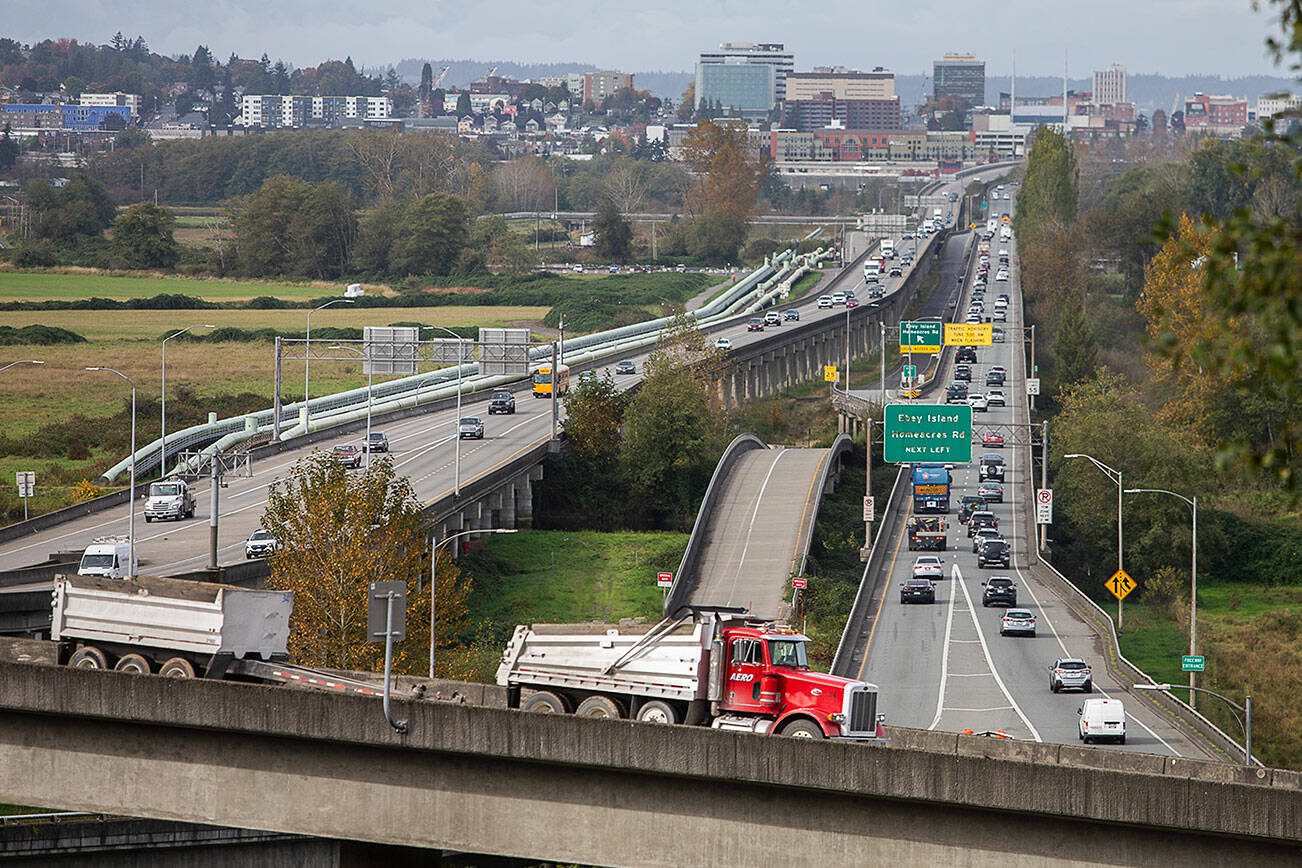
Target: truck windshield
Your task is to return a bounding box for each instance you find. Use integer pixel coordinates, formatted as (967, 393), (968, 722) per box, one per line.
(768, 640), (808, 669)
(80, 554), (114, 568)
(152, 484), (181, 496)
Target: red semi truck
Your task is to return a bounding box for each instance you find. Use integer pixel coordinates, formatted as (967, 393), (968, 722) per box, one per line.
(496, 606), (885, 740)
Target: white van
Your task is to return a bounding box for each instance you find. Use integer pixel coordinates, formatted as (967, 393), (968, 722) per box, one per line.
(880, 239), (895, 259)
(78, 538), (135, 580)
(1078, 698), (1126, 745)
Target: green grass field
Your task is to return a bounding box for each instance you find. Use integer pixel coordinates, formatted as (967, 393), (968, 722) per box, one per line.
(454, 530), (687, 680)
(0, 270), (385, 303)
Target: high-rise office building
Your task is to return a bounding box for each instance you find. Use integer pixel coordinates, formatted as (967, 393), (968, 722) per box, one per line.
(697, 42), (794, 105)
(1093, 65), (1126, 104)
(785, 67), (895, 101)
(933, 53), (986, 109)
(695, 62), (776, 119)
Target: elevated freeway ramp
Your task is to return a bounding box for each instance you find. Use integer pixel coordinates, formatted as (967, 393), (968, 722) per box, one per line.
(672, 435), (852, 619)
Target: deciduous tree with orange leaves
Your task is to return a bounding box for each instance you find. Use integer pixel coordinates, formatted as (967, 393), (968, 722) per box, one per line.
(261, 452), (470, 675)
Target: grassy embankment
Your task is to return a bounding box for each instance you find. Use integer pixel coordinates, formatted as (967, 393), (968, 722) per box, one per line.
(453, 530), (688, 681)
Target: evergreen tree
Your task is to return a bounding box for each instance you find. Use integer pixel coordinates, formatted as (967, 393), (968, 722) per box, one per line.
(593, 198), (633, 262)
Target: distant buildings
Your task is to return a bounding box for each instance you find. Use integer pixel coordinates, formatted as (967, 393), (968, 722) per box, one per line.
(782, 66), (901, 131)
(237, 94), (392, 127)
(582, 71), (634, 104)
(696, 42), (794, 115)
(933, 53), (986, 109)
(1, 102), (133, 137)
(1092, 65), (1126, 105)
(1183, 93), (1249, 137)
(1256, 93), (1300, 121)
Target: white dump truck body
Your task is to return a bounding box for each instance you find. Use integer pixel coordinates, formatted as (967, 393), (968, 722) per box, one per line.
(497, 617), (712, 702)
(51, 573), (291, 659)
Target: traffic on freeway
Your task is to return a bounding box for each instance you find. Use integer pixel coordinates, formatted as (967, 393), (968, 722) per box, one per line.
(854, 188), (1218, 759)
(0, 176), (972, 582)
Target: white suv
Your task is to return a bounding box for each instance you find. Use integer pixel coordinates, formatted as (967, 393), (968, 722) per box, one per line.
(817, 295), (834, 309)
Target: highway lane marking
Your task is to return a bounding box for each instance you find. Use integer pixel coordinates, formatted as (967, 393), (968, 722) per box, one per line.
(724, 448), (789, 607)
(928, 562), (961, 729)
(949, 706), (1015, 713)
(855, 494), (911, 682)
(954, 564), (1043, 742)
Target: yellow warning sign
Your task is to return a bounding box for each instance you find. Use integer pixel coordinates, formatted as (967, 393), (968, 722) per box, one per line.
(944, 323), (993, 346)
(1105, 569), (1136, 601)
(823, 365), (839, 383)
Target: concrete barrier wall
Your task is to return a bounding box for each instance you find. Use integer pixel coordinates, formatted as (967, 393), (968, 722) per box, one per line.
(0, 661), (1296, 865)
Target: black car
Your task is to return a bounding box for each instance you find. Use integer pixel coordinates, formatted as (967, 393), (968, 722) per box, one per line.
(982, 576), (1018, 607)
(978, 539), (1011, 569)
(954, 364), (972, 382)
(958, 495), (985, 523)
(362, 432), (389, 453)
(956, 346), (978, 363)
(945, 383), (968, 404)
(488, 390), (516, 415)
(900, 578), (936, 604)
(614, 359), (637, 375)
(986, 371), (1005, 387)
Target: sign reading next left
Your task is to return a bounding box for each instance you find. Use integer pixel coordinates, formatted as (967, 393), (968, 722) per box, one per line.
(883, 403), (972, 463)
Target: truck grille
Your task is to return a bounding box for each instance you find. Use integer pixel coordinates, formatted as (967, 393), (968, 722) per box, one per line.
(848, 688), (878, 733)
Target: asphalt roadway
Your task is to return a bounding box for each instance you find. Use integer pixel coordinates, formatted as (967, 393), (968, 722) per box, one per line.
(855, 193), (1217, 760)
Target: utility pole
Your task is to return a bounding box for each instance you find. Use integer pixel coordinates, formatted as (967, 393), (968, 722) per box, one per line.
(550, 341), (560, 441)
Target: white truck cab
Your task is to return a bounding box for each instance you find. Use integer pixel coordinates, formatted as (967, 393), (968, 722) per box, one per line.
(78, 538), (135, 580)
(144, 479), (195, 522)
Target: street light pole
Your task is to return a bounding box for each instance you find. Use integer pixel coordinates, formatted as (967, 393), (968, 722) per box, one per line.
(1126, 487), (1198, 707)
(429, 527), (518, 678)
(1064, 453), (1124, 630)
(0, 360), (44, 375)
(87, 367), (137, 579)
(423, 326), (467, 497)
(304, 299), (355, 431)
(329, 345), (374, 468)
(1134, 683), (1251, 765)
(161, 324), (214, 477)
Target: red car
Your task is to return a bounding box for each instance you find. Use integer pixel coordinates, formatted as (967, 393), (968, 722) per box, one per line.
(981, 432), (1005, 448)
(846, 298), (860, 308)
(747, 318), (765, 332)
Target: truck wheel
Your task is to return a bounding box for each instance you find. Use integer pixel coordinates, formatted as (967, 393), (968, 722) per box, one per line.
(159, 658), (196, 679)
(522, 691), (569, 714)
(575, 696), (623, 719)
(145, 516), (153, 523)
(635, 700), (679, 725)
(780, 719), (825, 739)
(114, 653), (152, 675)
(68, 646), (108, 670)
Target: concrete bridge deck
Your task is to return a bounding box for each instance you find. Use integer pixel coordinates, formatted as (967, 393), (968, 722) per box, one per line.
(0, 661), (1297, 866)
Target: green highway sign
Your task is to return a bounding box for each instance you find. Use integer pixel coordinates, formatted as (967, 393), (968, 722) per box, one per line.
(902, 364), (918, 379)
(1181, 655), (1206, 672)
(884, 403), (973, 463)
(899, 321), (943, 353)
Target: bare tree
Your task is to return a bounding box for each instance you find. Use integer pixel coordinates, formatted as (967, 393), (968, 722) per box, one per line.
(602, 158), (647, 214)
(349, 129), (404, 202)
(495, 155), (554, 212)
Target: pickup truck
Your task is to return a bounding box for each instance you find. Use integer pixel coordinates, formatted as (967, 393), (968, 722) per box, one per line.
(488, 390), (516, 415)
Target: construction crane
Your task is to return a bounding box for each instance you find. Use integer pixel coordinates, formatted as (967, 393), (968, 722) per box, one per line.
(433, 66), (449, 89)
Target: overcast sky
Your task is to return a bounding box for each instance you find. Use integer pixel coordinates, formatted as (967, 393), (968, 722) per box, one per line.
(5, 0), (1286, 78)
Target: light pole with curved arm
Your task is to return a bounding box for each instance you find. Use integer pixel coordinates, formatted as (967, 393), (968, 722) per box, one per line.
(422, 326), (468, 497)
(161, 324), (215, 476)
(1126, 487), (1198, 706)
(429, 527), (517, 678)
(1134, 683), (1251, 766)
(304, 299), (355, 430)
(1064, 453), (1124, 630)
(87, 366), (137, 579)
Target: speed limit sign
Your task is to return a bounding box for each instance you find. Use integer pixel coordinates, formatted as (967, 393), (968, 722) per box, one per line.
(1036, 488), (1053, 524)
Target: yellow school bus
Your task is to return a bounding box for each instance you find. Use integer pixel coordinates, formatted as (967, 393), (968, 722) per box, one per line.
(532, 364), (570, 398)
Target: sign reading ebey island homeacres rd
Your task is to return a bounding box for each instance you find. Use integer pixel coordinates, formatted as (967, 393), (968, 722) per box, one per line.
(884, 404), (973, 463)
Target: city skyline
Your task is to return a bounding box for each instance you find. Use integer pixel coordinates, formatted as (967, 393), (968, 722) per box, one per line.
(3, 0), (1285, 79)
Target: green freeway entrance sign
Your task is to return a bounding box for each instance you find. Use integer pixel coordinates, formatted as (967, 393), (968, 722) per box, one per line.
(884, 404), (973, 463)
(902, 364), (918, 380)
(1181, 655), (1206, 672)
(899, 321), (943, 354)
